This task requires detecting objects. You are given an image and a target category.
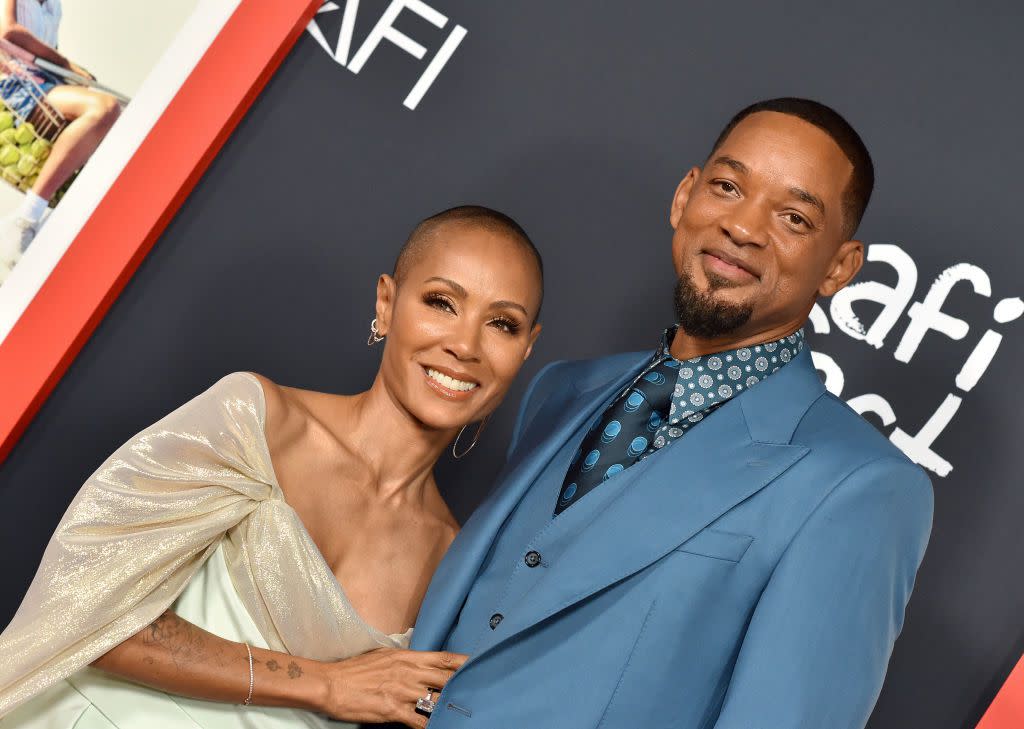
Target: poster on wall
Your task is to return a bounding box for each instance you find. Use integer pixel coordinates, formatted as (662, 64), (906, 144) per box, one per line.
(0, 0), (320, 462)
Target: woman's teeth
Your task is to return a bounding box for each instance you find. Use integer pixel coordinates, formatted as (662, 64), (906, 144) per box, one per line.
(426, 368), (478, 392)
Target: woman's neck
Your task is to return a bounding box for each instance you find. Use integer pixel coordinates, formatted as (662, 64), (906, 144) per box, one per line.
(328, 377), (456, 506)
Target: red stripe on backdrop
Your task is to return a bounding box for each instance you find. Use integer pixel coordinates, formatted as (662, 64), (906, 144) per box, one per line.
(977, 655), (1024, 728)
(0, 0), (320, 463)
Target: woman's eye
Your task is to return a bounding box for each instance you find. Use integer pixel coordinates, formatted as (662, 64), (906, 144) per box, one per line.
(490, 318), (521, 334)
(425, 294), (455, 313)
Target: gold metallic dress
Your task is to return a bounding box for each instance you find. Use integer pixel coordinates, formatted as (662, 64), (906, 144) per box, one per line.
(0, 373), (412, 727)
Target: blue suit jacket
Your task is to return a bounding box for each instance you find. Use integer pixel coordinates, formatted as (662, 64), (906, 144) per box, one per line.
(412, 347), (933, 729)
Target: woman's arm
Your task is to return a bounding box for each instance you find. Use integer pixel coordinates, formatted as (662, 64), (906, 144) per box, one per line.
(93, 610), (465, 728)
(0, 0), (78, 71)
(92, 610), (327, 710)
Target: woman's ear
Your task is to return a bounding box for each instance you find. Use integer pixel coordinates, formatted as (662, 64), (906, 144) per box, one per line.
(818, 240), (864, 297)
(374, 274), (397, 335)
(523, 323), (543, 361)
(669, 167), (701, 229)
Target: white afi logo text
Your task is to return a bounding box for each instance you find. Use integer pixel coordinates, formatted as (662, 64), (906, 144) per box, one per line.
(813, 244), (1023, 477)
(307, 0), (467, 110)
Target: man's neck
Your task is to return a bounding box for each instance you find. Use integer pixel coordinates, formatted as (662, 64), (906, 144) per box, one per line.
(668, 321), (805, 361)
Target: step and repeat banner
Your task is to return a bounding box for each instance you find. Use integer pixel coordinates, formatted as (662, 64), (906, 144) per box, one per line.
(0, 2), (1021, 727)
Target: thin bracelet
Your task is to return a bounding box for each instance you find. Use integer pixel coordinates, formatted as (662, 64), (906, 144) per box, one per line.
(243, 643), (254, 706)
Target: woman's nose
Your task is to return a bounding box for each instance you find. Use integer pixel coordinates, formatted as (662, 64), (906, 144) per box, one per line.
(443, 320), (482, 362)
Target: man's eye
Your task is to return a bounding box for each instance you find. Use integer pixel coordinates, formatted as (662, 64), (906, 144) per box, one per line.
(786, 213), (808, 227)
(717, 181), (737, 194)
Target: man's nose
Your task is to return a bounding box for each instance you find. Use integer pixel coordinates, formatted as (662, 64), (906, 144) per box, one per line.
(720, 199), (770, 247)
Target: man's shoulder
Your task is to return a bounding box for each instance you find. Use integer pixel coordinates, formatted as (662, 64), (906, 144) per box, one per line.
(509, 350), (651, 456)
(530, 350), (651, 393)
(797, 390), (929, 484)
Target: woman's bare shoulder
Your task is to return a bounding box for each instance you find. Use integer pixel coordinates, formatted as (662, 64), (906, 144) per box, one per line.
(242, 373), (342, 453)
(242, 373), (311, 449)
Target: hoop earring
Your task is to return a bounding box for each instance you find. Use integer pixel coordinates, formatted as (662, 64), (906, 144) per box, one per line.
(452, 416), (489, 459)
(367, 318), (385, 346)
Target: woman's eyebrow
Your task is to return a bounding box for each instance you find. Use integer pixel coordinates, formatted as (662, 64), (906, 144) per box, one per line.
(424, 277), (529, 317)
(492, 300), (529, 317)
(424, 276), (467, 296)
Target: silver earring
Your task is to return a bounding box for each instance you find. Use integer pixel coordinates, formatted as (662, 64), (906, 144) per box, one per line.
(367, 318), (385, 346)
(452, 416), (489, 459)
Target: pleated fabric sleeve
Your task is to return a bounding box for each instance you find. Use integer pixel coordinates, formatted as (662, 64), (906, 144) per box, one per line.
(0, 373), (276, 714)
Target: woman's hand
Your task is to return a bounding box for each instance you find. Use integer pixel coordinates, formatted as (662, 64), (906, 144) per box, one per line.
(319, 647), (468, 728)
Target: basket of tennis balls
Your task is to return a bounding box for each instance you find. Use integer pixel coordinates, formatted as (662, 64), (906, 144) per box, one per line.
(0, 106), (52, 193)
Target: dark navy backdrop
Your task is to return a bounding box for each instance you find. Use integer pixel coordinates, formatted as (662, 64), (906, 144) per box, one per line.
(2, 3), (1022, 726)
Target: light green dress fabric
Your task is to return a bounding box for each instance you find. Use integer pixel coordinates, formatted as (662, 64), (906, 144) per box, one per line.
(0, 374), (413, 727)
(2, 544), (347, 729)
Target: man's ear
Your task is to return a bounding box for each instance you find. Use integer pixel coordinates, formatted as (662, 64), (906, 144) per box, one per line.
(819, 240), (864, 297)
(669, 167), (701, 229)
(374, 274), (398, 335)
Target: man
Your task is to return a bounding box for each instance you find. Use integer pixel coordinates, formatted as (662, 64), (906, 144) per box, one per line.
(411, 98), (933, 729)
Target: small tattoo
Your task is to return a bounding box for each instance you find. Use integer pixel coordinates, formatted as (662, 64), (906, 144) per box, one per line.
(141, 611), (205, 671)
(287, 661), (303, 679)
(266, 659), (281, 672)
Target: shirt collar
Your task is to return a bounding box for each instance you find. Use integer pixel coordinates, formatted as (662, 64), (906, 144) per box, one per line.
(657, 326), (806, 425)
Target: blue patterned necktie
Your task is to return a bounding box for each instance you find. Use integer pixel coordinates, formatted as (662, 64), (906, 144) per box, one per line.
(554, 356), (679, 515)
(554, 329), (805, 516)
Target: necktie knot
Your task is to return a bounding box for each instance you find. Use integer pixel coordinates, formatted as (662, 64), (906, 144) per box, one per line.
(554, 356), (678, 515)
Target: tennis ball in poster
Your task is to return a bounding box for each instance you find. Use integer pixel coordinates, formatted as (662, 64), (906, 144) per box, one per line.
(18, 142), (31, 156)
(0, 144), (19, 166)
(0, 129), (16, 146)
(2, 164), (21, 184)
(0, 112), (13, 132)
(14, 122), (35, 145)
(16, 154), (37, 177)
(30, 139), (50, 160)
(26, 173), (37, 187)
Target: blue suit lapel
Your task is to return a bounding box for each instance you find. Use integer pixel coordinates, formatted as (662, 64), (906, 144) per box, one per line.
(473, 347), (824, 658)
(411, 354), (651, 650)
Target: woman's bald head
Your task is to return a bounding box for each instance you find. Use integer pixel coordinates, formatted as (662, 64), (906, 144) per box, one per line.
(393, 206), (544, 319)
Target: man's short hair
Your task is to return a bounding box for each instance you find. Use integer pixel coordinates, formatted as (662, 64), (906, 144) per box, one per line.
(393, 205), (544, 318)
(709, 98), (874, 238)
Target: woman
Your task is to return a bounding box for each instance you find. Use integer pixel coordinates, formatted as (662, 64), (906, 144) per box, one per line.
(0, 205), (544, 728)
(0, 0), (121, 281)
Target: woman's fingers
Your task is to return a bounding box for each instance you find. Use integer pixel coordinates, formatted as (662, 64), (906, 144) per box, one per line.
(403, 707), (430, 729)
(407, 651), (467, 696)
(394, 649), (467, 671)
(433, 651), (468, 670)
(402, 666), (453, 696)
(433, 667), (455, 688)
(397, 682), (434, 729)
(320, 648), (468, 724)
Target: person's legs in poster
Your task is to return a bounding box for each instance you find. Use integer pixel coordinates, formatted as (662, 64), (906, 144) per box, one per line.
(0, 84), (119, 280)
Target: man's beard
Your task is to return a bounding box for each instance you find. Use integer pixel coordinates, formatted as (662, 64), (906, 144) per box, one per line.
(673, 265), (754, 339)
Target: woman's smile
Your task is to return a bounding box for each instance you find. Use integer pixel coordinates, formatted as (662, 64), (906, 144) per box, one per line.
(422, 364), (480, 400)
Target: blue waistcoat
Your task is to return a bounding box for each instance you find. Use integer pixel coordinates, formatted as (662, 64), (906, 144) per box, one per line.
(445, 407), (659, 654)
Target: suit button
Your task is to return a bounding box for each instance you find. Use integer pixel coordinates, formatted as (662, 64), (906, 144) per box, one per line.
(489, 613), (503, 629)
(524, 550), (542, 567)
